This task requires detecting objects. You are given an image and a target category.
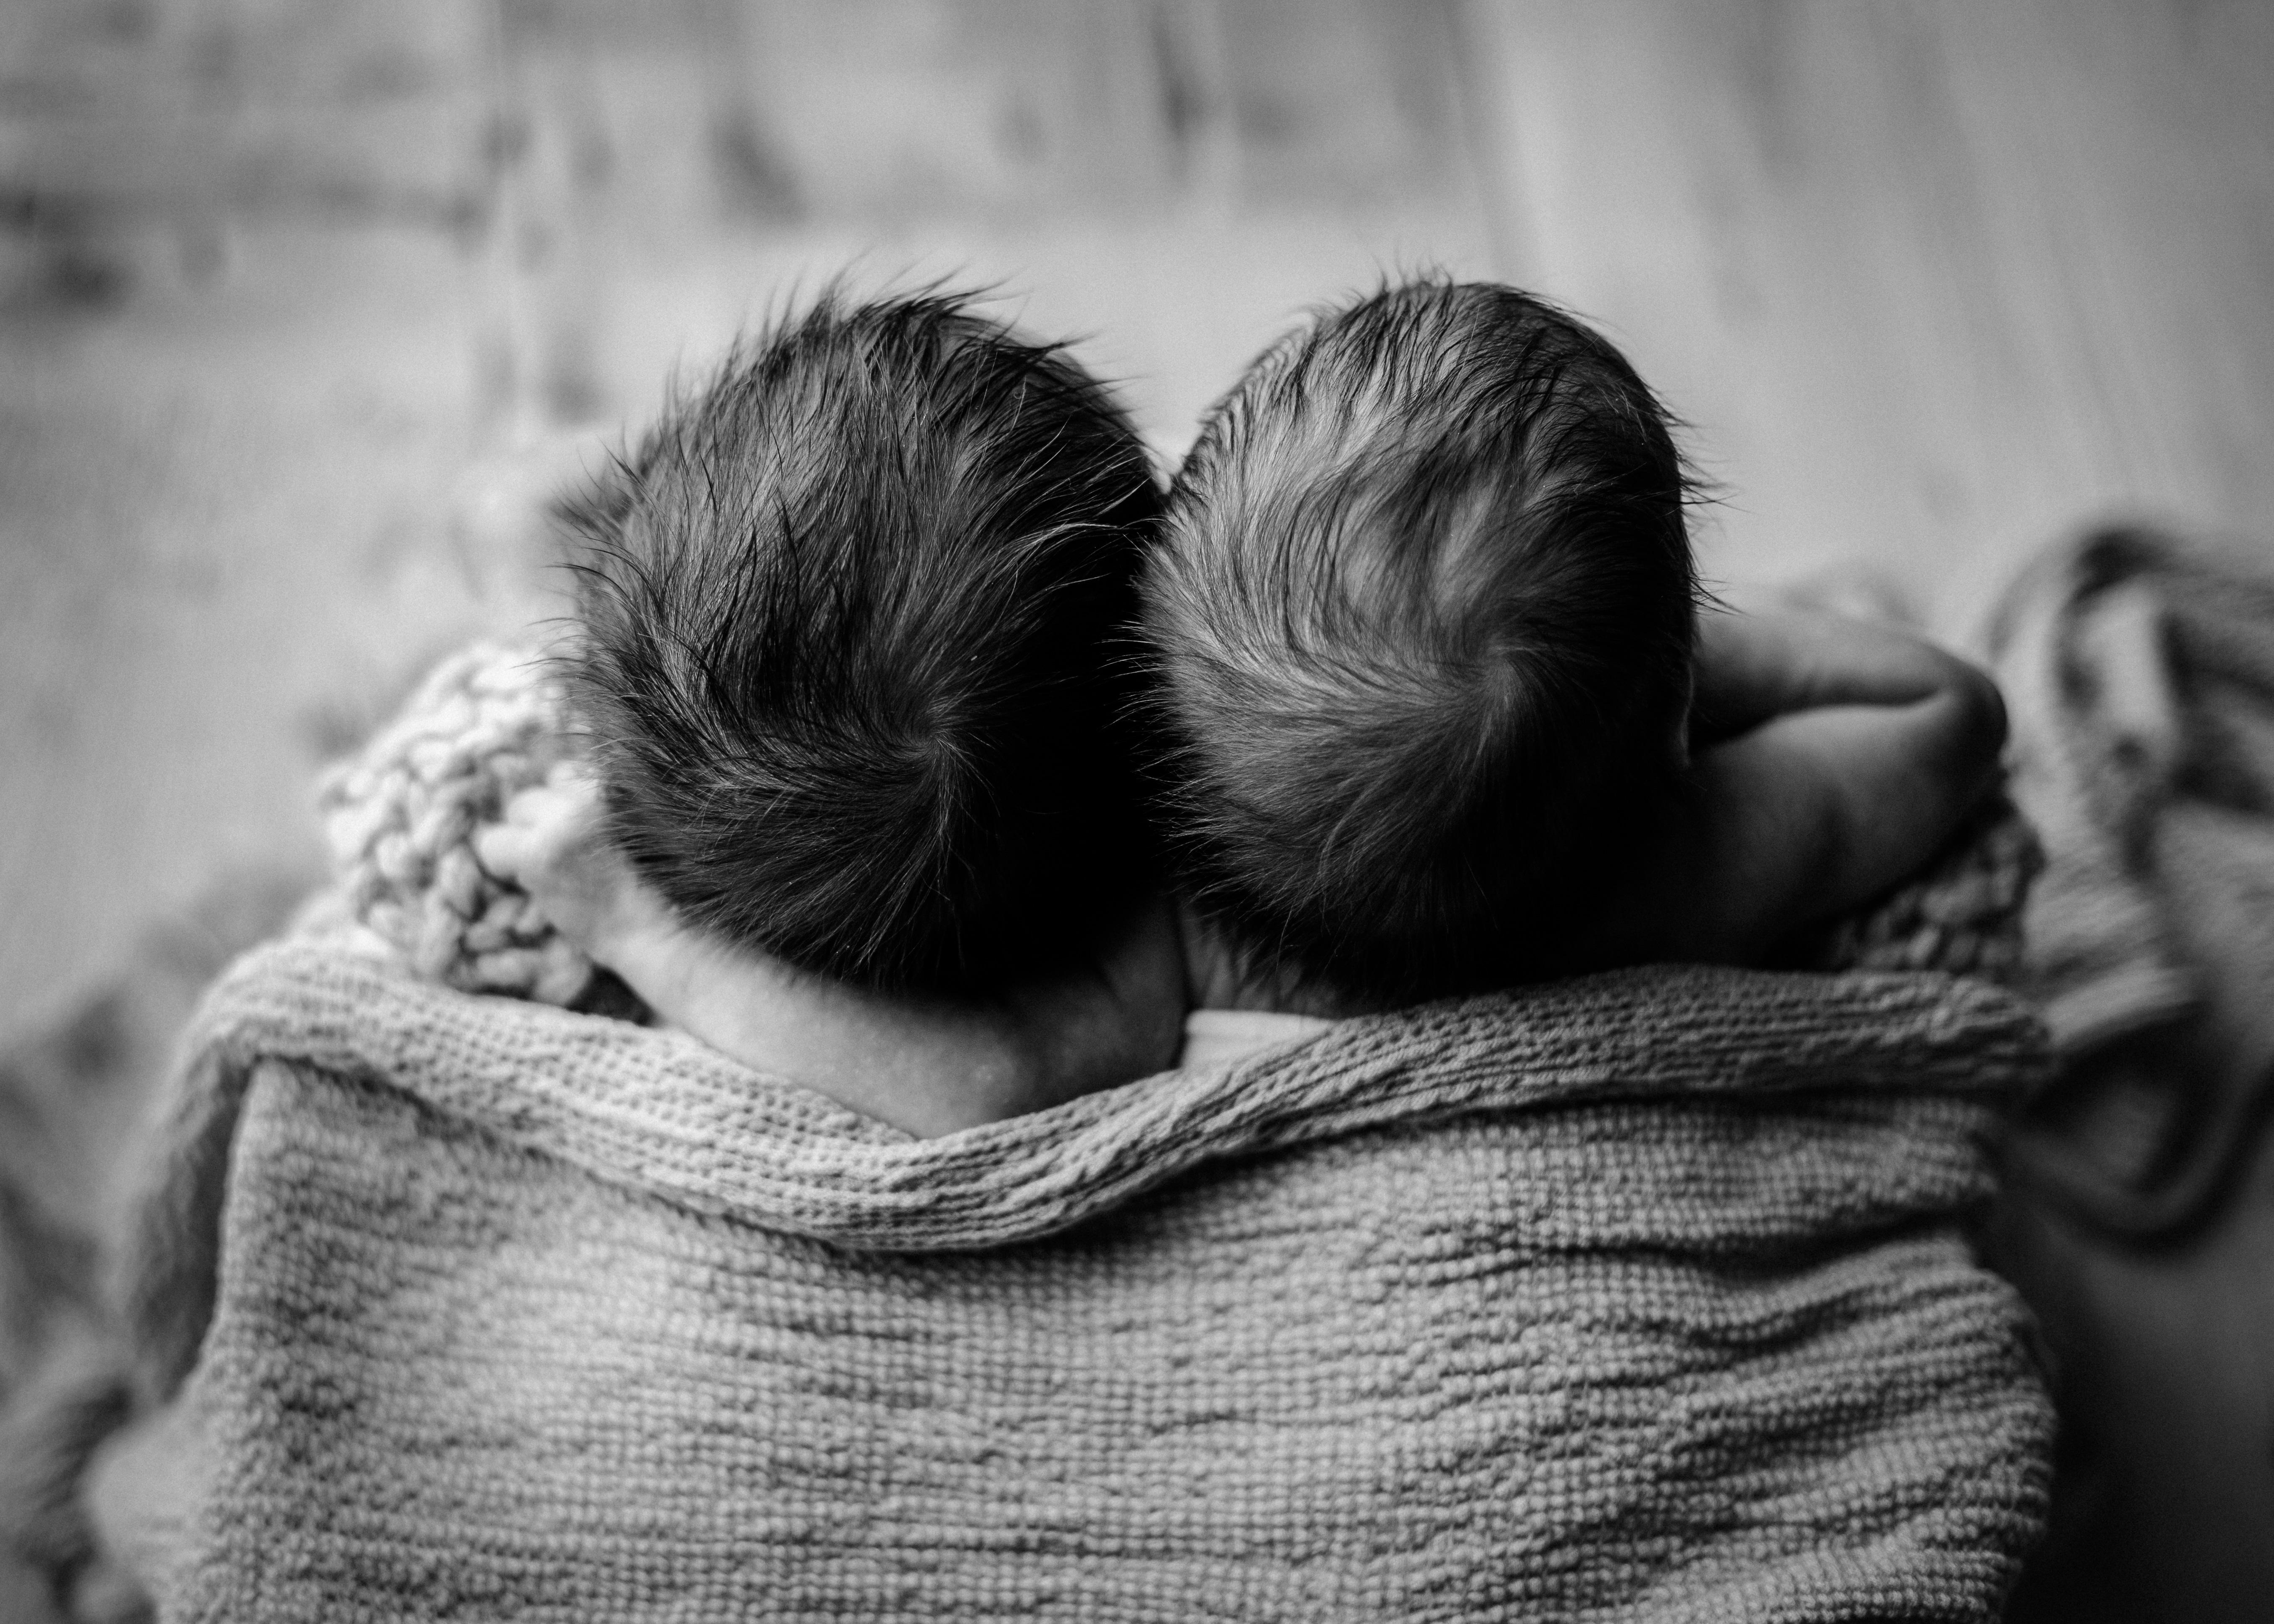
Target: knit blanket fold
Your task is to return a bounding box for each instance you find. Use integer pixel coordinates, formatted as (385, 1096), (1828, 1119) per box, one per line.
(108, 933), (2053, 1622)
(1985, 523), (2274, 1238)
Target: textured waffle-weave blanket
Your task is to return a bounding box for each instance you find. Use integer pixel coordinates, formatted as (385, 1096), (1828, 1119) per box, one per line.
(103, 935), (2053, 1622)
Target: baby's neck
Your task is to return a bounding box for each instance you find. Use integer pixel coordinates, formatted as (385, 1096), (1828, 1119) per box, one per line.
(612, 905), (1187, 1139)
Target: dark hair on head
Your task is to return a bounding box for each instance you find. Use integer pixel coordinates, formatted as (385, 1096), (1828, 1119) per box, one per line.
(1142, 278), (1699, 1004)
(558, 287), (1163, 994)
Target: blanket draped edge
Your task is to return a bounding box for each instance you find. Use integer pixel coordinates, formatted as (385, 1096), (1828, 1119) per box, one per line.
(99, 936), (2055, 1623)
(124, 935), (2045, 1397)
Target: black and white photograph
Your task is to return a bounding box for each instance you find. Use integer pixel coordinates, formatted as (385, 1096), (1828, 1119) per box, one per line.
(1, 4), (2270, 1619)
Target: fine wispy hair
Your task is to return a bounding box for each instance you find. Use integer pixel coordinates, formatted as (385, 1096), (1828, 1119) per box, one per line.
(1143, 278), (1701, 1004)
(558, 287), (1163, 993)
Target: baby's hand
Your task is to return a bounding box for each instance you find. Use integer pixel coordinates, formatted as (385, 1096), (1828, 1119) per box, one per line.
(474, 766), (666, 968)
(476, 767), (1187, 1133)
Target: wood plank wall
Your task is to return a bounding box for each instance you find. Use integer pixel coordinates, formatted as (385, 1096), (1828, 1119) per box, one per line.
(1463, 1), (2274, 626)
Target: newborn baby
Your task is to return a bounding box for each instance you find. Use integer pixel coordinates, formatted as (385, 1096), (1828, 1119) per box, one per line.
(480, 287), (1187, 1135)
(1145, 278), (2007, 1014)
(485, 279), (2007, 1127)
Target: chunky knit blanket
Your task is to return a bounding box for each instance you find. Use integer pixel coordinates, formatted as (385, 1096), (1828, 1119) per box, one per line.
(88, 923), (2054, 1622)
(1984, 523), (2274, 1235)
(317, 641), (590, 1006)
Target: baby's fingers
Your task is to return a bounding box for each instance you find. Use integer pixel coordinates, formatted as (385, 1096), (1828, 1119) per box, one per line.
(472, 817), (542, 887)
(477, 773), (601, 883)
(472, 767), (645, 955)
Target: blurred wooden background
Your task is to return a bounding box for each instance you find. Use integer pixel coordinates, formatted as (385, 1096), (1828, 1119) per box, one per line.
(5, 0), (2273, 1044)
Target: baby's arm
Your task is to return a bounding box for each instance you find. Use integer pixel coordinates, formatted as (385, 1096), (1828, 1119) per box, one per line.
(1605, 610), (2008, 967)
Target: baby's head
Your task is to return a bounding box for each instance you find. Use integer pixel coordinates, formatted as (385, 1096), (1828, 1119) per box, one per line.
(558, 290), (1162, 995)
(1144, 279), (1697, 1006)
